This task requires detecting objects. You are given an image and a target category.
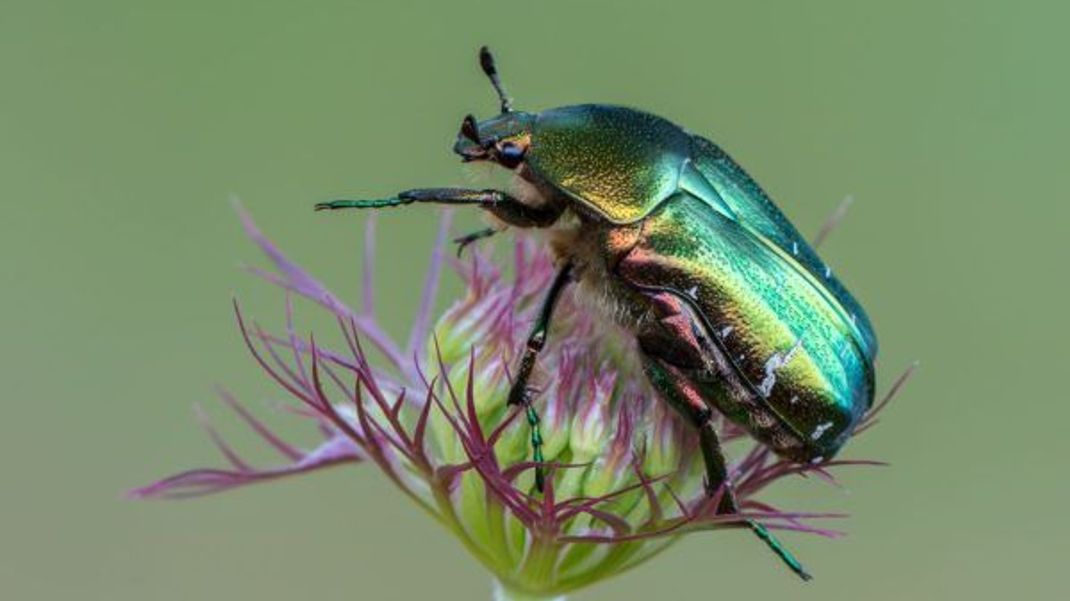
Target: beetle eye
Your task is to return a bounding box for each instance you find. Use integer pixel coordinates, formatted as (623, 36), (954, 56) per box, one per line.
(497, 141), (526, 168)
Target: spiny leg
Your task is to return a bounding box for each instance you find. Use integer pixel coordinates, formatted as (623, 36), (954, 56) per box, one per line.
(316, 187), (563, 228)
(508, 261), (574, 492)
(453, 226), (499, 257)
(316, 188), (495, 211)
(640, 352), (812, 581)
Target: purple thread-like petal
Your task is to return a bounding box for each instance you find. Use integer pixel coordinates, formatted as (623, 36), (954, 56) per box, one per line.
(236, 202), (406, 371)
(129, 432), (361, 500)
(406, 211), (452, 356)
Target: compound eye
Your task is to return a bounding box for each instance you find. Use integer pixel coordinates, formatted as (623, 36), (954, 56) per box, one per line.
(497, 141), (526, 168)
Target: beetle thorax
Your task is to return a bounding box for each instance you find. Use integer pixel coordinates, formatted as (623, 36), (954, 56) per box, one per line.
(509, 166), (555, 209)
(483, 163), (652, 333)
(545, 212), (652, 335)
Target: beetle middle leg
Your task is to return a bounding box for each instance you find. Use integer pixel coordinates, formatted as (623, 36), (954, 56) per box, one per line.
(508, 260), (574, 492)
(452, 226), (500, 257)
(640, 351), (812, 581)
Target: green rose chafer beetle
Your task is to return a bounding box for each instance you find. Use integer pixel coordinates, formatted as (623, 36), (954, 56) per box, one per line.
(318, 47), (878, 581)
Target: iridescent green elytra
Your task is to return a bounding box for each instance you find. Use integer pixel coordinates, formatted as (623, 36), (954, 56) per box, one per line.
(317, 47), (878, 581)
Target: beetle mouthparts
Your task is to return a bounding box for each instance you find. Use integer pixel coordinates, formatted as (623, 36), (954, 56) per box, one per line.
(455, 113), (493, 161)
(460, 114), (481, 144)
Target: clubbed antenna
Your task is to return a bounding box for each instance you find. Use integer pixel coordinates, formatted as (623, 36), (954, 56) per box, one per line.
(479, 45), (512, 113)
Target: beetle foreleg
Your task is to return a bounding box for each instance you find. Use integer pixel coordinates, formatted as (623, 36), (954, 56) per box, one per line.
(640, 352), (813, 581)
(316, 188), (563, 228)
(315, 188), (494, 211)
(508, 261), (574, 492)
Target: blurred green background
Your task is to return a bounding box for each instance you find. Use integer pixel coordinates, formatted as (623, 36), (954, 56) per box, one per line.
(2, 1), (1066, 599)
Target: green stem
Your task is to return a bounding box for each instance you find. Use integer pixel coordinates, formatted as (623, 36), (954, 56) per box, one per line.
(492, 580), (567, 601)
(515, 535), (558, 592)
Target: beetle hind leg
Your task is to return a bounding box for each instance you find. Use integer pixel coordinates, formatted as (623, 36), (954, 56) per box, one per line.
(640, 352), (812, 581)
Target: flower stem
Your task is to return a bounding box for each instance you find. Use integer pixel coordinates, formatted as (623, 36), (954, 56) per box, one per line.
(492, 580), (567, 601)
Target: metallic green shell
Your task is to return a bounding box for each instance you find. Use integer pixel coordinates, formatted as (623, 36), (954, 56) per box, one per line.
(525, 104), (878, 456)
(528, 105), (691, 223)
(616, 191), (875, 457)
(517, 103), (878, 455)
(685, 136), (877, 359)
(529, 104), (876, 362)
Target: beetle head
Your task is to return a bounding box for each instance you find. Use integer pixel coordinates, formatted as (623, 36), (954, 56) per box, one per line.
(452, 47), (536, 171)
(453, 111), (535, 168)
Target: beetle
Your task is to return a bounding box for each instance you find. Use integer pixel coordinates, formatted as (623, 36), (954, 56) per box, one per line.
(317, 47), (878, 581)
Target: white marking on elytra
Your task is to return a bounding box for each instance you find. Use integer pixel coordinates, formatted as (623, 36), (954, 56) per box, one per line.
(685, 285), (699, 300)
(675, 157), (691, 192)
(823, 264), (832, 279)
(720, 325), (734, 339)
(789, 395), (800, 405)
(811, 421), (834, 441)
(757, 338), (804, 398)
(783, 337), (803, 364)
(792, 241), (799, 256)
(810, 456), (825, 465)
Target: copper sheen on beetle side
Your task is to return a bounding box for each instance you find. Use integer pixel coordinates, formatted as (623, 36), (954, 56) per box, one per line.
(316, 47), (879, 582)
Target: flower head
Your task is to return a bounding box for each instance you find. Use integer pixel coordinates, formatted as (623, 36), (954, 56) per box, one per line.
(131, 207), (911, 599)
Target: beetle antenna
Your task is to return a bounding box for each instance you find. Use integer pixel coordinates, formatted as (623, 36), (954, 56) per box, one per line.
(479, 45), (512, 113)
